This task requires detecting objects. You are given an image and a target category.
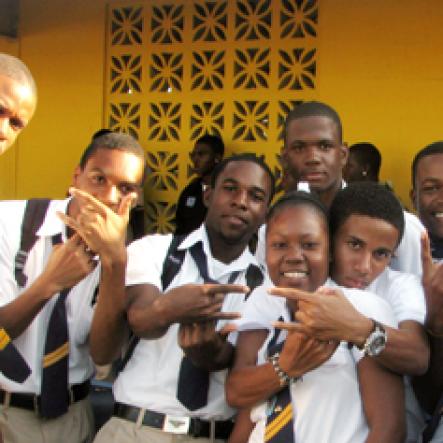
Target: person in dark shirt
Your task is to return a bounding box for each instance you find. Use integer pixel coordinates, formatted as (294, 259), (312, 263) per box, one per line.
(174, 134), (224, 235)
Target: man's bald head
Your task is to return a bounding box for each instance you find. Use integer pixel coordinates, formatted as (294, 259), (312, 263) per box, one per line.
(0, 53), (37, 97)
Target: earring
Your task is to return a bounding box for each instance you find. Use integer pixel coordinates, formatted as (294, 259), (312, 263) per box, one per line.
(362, 170), (367, 176)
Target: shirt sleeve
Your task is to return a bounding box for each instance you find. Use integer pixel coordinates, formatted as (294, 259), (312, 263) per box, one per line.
(126, 234), (173, 288)
(381, 271), (426, 324)
(390, 211), (425, 277)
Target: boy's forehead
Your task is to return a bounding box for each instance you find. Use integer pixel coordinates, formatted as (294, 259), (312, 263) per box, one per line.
(417, 153), (443, 178)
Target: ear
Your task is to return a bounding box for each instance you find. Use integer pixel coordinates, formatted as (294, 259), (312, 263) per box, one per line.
(203, 185), (213, 208)
(340, 142), (349, 168)
(72, 165), (82, 186)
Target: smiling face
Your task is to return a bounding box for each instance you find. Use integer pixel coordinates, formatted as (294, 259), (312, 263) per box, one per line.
(266, 204), (329, 292)
(283, 115), (348, 205)
(0, 74), (36, 154)
(72, 147), (144, 215)
(204, 159), (271, 249)
(331, 214), (399, 289)
(412, 153), (443, 240)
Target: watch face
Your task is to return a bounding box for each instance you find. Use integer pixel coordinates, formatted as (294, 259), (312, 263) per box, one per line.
(368, 331), (386, 356)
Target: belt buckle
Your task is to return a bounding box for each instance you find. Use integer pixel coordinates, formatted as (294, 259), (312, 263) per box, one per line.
(162, 415), (190, 434)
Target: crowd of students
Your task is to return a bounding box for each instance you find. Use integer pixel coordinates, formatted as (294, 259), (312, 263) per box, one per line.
(1, 52), (443, 443)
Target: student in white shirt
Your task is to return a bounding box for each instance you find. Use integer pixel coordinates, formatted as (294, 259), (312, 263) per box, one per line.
(91, 154), (275, 443)
(226, 191), (405, 443)
(0, 132), (146, 443)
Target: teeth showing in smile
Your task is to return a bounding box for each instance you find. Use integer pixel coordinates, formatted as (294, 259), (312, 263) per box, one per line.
(284, 271), (307, 278)
(434, 212), (443, 218)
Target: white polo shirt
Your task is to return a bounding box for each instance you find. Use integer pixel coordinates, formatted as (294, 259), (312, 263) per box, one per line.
(237, 279), (396, 443)
(367, 266), (425, 324)
(113, 224), (260, 420)
(0, 199), (98, 394)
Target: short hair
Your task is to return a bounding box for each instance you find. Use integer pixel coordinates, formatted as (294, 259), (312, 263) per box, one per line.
(349, 142), (381, 178)
(210, 153), (275, 203)
(195, 134), (225, 157)
(79, 132), (146, 181)
(284, 101), (343, 144)
(0, 53), (37, 97)
(330, 182), (405, 246)
(411, 141), (443, 187)
(92, 128), (113, 140)
(266, 190), (328, 228)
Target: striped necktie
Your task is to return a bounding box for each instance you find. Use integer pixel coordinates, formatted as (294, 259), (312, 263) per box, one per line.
(0, 328), (31, 383)
(39, 233), (72, 418)
(265, 334), (294, 443)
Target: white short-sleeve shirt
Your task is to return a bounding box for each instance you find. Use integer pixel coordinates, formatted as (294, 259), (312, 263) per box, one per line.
(237, 279), (397, 443)
(0, 199), (98, 394)
(114, 225), (261, 420)
(366, 267), (425, 324)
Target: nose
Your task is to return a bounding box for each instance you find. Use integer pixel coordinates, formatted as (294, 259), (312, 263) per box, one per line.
(286, 243), (304, 262)
(305, 145), (320, 164)
(355, 252), (371, 276)
(100, 185), (121, 208)
(233, 189), (248, 209)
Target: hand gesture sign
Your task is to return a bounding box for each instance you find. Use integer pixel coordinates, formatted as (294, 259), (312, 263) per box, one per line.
(58, 187), (137, 265)
(421, 232), (443, 336)
(269, 286), (371, 344)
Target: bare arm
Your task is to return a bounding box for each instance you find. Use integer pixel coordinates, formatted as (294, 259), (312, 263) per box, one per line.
(270, 286), (429, 375)
(127, 282), (247, 339)
(226, 328), (337, 408)
(62, 188), (135, 365)
(358, 357), (405, 443)
(0, 234), (94, 339)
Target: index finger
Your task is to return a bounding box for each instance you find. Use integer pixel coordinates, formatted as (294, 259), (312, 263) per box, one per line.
(204, 284), (249, 295)
(69, 187), (108, 216)
(268, 287), (314, 302)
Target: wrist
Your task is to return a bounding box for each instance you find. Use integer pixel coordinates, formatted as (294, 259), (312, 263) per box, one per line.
(268, 353), (291, 387)
(354, 316), (375, 348)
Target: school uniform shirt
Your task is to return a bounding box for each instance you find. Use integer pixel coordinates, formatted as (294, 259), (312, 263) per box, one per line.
(0, 199), (98, 394)
(367, 266), (425, 325)
(113, 224), (259, 420)
(390, 211), (425, 277)
(236, 278), (397, 443)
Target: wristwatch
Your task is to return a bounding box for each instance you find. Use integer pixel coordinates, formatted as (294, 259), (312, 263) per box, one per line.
(361, 320), (387, 357)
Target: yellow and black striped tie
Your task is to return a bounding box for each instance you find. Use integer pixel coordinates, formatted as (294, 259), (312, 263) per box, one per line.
(0, 328), (31, 383)
(265, 387), (294, 443)
(40, 287), (71, 418)
(40, 233), (71, 418)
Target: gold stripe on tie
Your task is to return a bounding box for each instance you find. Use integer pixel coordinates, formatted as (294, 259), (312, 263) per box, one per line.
(264, 403), (293, 442)
(43, 342), (69, 368)
(0, 328), (11, 350)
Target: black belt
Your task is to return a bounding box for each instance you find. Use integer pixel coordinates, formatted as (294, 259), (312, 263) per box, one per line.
(0, 380), (90, 414)
(113, 402), (234, 439)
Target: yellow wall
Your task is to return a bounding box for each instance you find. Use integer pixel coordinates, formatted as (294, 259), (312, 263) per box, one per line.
(319, 0), (443, 208)
(3, 0), (443, 211)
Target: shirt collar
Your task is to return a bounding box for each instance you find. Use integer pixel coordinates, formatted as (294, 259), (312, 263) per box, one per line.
(178, 224), (258, 273)
(37, 198), (70, 239)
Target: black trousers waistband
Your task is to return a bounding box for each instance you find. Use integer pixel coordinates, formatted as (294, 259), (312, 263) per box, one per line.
(113, 402), (234, 439)
(0, 380), (90, 414)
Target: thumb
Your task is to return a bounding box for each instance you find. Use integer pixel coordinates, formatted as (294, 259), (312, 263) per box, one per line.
(421, 231), (434, 285)
(118, 192), (137, 218)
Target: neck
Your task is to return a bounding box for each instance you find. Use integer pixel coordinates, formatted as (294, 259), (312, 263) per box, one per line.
(315, 181), (342, 209)
(205, 225), (247, 264)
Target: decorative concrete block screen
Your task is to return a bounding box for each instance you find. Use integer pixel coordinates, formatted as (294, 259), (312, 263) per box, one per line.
(105, 0), (318, 232)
